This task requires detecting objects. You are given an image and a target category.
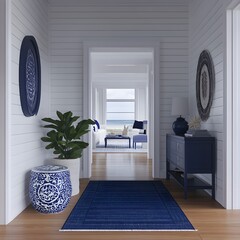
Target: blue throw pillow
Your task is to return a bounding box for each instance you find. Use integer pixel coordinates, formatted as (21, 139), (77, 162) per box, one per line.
(133, 120), (143, 129)
(93, 125), (97, 132)
(94, 119), (100, 129)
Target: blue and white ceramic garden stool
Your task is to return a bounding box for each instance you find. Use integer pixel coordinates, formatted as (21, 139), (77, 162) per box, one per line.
(29, 165), (72, 214)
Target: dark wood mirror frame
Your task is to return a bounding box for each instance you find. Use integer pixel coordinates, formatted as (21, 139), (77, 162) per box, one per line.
(196, 50), (215, 121)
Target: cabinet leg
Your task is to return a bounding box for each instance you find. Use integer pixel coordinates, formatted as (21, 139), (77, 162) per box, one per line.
(166, 172), (170, 180)
(166, 161), (170, 180)
(184, 190), (188, 199)
(184, 173), (188, 199)
(212, 189), (215, 200)
(212, 173), (215, 199)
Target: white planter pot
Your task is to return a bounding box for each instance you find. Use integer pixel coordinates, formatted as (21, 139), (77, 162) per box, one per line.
(49, 158), (80, 196)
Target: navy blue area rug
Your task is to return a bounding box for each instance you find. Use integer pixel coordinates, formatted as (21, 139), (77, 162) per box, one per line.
(61, 181), (195, 231)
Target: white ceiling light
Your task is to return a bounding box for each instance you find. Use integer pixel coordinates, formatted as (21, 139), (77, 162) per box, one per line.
(106, 64), (137, 67)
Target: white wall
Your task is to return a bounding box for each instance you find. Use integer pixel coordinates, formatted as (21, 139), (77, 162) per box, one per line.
(49, 0), (189, 178)
(2, 0), (234, 221)
(1, 0), (236, 223)
(0, 0), (7, 225)
(9, 0), (49, 222)
(189, 0), (233, 207)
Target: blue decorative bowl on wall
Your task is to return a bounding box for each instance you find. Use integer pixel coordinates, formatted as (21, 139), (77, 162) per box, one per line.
(19, 36), (41, 117)
(29, 165), (72, 214)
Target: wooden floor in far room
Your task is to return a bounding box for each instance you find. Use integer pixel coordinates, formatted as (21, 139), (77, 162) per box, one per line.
(1, 152), (240, 240)
(91, 152), (152, 180)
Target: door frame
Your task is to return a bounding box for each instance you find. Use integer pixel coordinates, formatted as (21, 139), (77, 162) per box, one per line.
(82, 38), (160, 179)
(225, 1), (240, 209)
(0, 0), (10, 224)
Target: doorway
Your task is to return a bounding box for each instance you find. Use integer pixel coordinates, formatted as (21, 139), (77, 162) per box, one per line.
(90, 48), (152, 179)
(83, 40), (160, 180)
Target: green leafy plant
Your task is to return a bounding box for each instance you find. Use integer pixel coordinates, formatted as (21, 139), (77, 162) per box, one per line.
(41, 111), (95, 159)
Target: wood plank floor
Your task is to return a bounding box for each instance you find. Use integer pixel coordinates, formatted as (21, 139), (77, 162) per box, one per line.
(1, 152), (240, 240)
(91, 152), (152, 180)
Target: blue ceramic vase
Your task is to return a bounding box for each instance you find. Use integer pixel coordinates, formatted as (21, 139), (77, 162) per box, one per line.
(172, 117), (189, 136)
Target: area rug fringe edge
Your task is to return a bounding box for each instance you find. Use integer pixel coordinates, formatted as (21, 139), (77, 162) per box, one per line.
(59, 229), (198, 232)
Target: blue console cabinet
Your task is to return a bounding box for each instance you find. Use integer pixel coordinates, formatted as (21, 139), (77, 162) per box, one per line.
(166, 134), (215, 199)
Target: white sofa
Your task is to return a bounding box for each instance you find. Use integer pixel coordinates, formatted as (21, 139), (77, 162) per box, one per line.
(106, 127), (139, 138)
(92, 128), (107, 148)
(92, 126), (140, 148)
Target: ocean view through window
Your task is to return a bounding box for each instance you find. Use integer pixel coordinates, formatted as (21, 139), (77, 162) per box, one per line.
(106, 89), (135, 128)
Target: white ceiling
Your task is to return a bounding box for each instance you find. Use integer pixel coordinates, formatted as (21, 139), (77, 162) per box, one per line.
(91, 48), (153, 83)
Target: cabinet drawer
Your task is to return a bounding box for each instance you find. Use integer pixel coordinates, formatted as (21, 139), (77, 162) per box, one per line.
(167, 136), (185, 166)
(169, 138), (184, 154)
(176, 155), (184, 169)
(176, 141), (184, 157)
(169, 139), (177, 153)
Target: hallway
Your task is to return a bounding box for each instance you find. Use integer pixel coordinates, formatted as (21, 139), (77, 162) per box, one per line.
(1, 153), (240, 239)
(91, 153), (152, 180)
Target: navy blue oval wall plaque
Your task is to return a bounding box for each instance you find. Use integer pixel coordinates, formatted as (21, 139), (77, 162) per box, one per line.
(19, 36), (41, 117)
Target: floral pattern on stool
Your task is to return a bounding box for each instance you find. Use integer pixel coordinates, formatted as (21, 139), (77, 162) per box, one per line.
(29, 165), (72, 214)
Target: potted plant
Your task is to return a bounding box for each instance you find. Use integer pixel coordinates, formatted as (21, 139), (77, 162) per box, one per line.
(41, 111), (94, 196)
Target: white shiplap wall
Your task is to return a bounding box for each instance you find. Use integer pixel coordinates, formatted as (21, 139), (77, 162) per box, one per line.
(49, 0), (189, 178)
(9, 0), (49, 222)
(0, 0), (7, 224)
(189, 0), (232, 206)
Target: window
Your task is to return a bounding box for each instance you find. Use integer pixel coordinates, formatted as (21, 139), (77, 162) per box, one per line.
(106, 89), (135, 126)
